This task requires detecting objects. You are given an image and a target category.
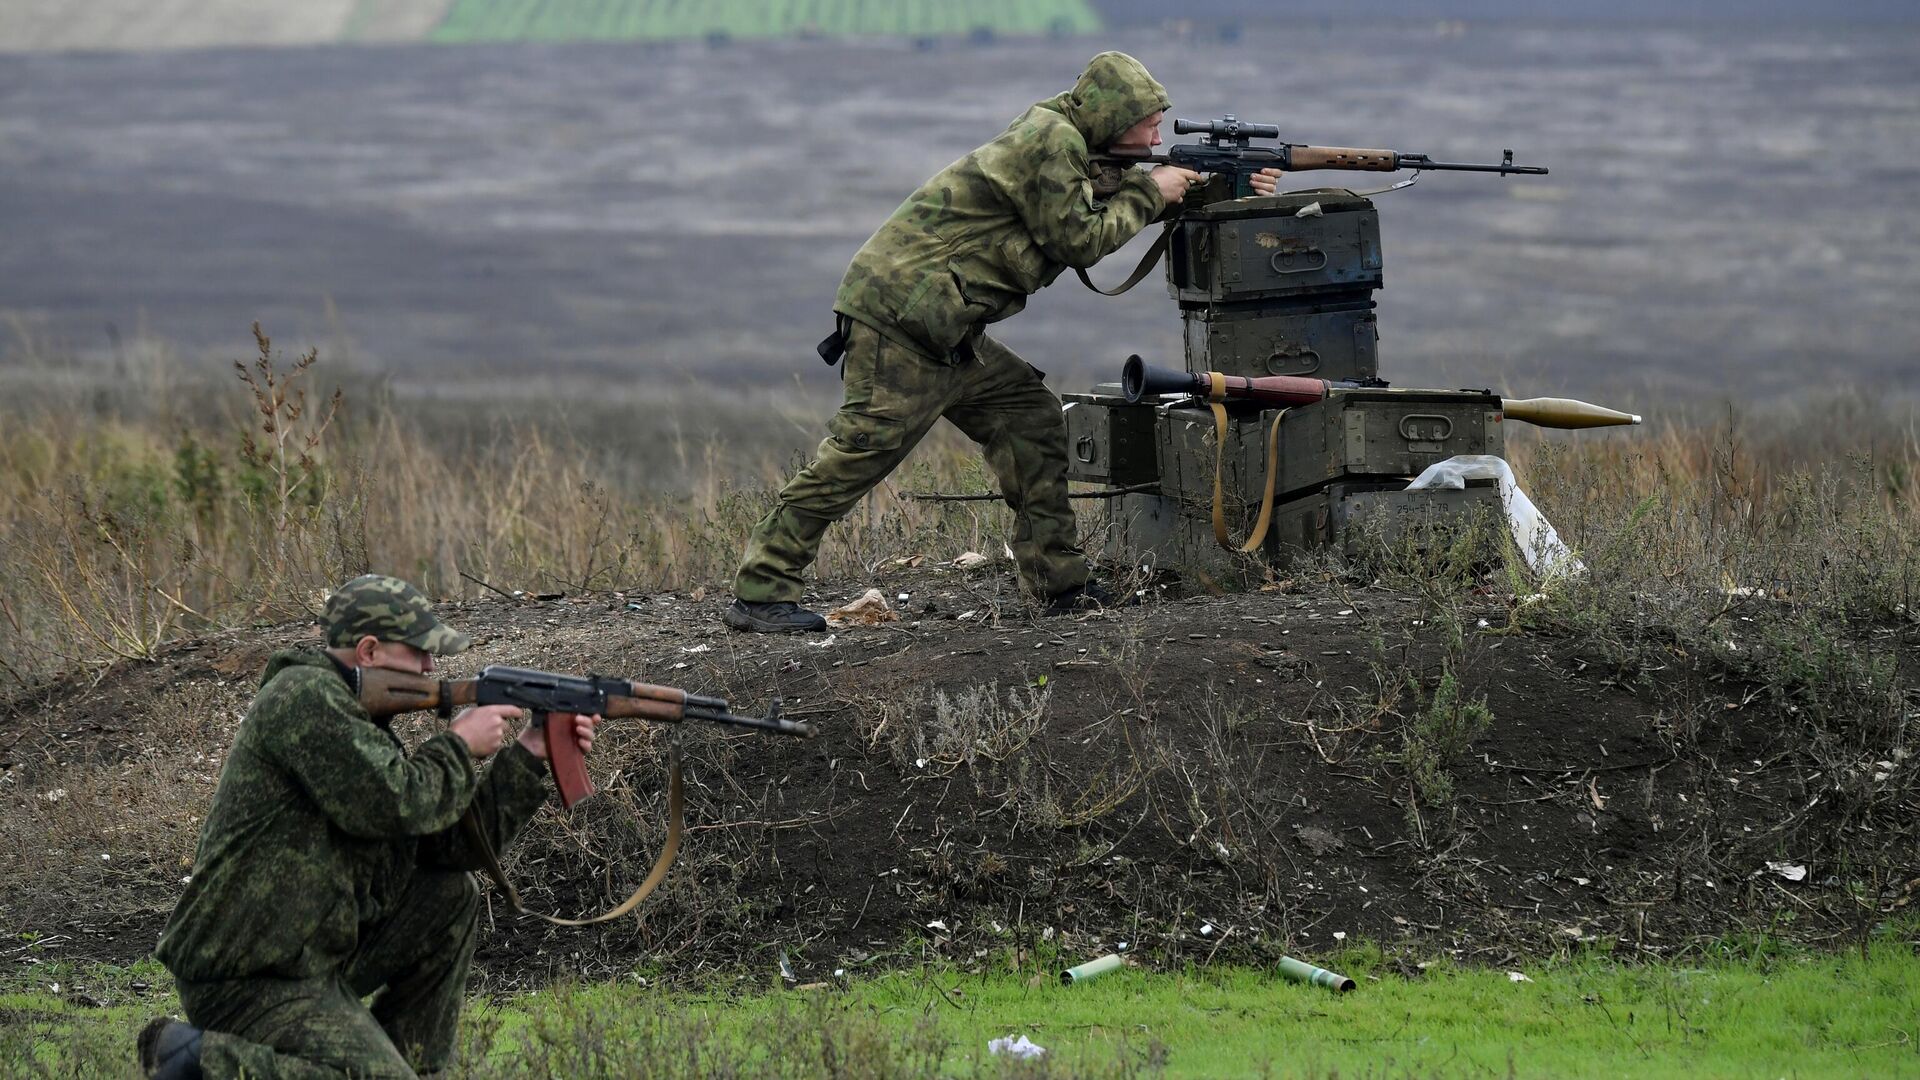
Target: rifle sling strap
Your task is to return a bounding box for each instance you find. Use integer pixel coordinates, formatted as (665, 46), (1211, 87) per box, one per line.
(460, 742), (684, 928)
(1205, 372), (1289, 553)
(1075, 221), (1176, 297)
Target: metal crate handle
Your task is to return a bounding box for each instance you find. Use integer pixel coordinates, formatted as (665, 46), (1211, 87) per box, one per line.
(1398, 414), (1455, 441)
(1265, 346), (1322, 375)
(1268, 247), (1328, 275)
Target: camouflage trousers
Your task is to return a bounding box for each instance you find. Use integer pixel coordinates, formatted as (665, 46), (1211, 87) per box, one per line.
(175, 869), (480, 1079)
(735, 322), (1089, 603)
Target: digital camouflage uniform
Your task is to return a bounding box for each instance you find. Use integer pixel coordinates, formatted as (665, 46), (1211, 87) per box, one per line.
(734, 51), (1172, 604)
(154, 576), (552, 1079)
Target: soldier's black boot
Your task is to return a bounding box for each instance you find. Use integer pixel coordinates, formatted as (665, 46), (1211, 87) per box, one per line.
(137, 1017), (204, 1080)
(724, 599), (828, 633)
(1043, 580), (1127, 616)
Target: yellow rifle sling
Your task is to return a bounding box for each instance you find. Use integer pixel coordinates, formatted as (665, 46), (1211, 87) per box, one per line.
(1207, 376), (1288, 553)
(462, 742), (684, 928)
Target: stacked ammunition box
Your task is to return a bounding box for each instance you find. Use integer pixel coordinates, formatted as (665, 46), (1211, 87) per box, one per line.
(1064, 188), (1505, 580)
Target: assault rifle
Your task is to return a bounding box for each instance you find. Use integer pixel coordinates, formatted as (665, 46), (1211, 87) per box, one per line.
(1095, 114), (1548, 198)
(351, 664), (812, 927)
(352, 664), (812, 809)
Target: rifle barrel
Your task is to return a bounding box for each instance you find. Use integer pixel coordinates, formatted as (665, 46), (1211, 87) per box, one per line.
(1399, 154), (1549, 175)
(684, 706), (814, 738)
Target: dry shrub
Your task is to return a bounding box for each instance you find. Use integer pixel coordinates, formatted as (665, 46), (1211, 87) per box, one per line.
(0, 330), (1018, 689)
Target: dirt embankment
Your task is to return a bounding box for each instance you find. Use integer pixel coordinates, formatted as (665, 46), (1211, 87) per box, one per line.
(3, 566), (1914, 987)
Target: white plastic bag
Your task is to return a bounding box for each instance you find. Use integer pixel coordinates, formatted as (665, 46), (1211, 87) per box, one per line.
(1404, 455), (1583, 578)
(988, 1034), (1047, 1059)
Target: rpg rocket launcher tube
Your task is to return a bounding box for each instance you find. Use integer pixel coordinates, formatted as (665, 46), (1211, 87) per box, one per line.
(1122, 354), (1357, 408)
(1498, 397), (1642, 429)
(1124, 357), (1642, 432)
(1277, 956), (1356, 992)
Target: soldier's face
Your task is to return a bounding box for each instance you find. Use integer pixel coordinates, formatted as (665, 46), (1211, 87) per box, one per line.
(1109, 111), (1164, 154)
(357, 636), (435, 675)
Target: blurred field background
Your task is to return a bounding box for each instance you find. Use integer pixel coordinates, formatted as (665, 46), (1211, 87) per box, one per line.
(3, 6), (1918, 408)
(5, 1), (1916, 51)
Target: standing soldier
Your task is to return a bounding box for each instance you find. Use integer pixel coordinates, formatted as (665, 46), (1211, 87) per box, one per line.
(724, 51), (1204, 633)
(138, 575), (598, 1079)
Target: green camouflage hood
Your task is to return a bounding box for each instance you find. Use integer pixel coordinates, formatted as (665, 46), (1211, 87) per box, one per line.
(831, 52), (1169, 361)
(1046, 51), (1170, 151)
(322, 574), (471, 655)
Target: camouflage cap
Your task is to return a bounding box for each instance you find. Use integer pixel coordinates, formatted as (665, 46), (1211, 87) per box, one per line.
(323, 574), (472, 655)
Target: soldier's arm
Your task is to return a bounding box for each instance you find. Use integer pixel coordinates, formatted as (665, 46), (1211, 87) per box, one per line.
(1014, 147), (1166, 269)
(419, 742), (551, 869)
(259, 670), (479, 838)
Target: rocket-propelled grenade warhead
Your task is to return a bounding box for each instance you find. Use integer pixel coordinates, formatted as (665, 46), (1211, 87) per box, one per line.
(1499, 397), (1642, 429)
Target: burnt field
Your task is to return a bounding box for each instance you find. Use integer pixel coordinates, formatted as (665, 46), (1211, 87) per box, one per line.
(3, 22), (1919, 412)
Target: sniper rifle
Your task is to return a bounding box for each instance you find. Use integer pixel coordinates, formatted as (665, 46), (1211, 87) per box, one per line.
(1094, 114), (1548, 198)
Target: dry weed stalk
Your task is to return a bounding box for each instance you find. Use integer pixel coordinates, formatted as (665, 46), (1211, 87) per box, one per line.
(233, 322), (342, 612)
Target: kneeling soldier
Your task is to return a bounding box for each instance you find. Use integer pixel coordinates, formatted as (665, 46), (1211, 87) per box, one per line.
(140, 574), (597, 1079)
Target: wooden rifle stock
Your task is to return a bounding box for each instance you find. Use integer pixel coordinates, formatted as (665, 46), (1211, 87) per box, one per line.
(1281, 145), (1400, 171)
(354, 669), (474, 717)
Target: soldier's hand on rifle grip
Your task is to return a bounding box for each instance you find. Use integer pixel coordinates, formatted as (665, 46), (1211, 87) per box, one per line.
(1150, 165), (1205, 204)
(1248, 168), (1286, 196)
(450, 705), (521, 759)
(516, 713), (599, 761)
(525, 713), (600, 810)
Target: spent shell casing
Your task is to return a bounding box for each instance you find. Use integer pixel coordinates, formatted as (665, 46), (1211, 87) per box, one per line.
(1276, 955), (1356, 992)
(1061, 953), (1126, 985)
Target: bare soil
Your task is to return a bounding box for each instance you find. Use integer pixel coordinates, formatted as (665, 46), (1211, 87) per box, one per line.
(4, 564), (1912, 989)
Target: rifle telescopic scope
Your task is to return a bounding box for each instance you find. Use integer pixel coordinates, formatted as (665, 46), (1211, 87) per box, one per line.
(1174, 116), (1280, 141)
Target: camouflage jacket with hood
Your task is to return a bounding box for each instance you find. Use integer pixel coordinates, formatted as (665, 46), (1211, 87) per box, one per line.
(155, 649), (551, 983)
(834, 51), (1171, 361)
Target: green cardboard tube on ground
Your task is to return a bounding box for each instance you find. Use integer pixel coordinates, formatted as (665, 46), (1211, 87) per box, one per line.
(1277, 955), (1356, 992)
(1061, 953), (1125, 985)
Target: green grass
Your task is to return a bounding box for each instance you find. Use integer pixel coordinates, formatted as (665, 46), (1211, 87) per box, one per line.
(9, 934), (1919, 1077)
(430, 0), (1103, 43)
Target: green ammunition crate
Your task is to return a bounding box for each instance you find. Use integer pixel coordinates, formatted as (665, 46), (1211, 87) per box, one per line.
(1098, 492), (1272, 588)
(1183, 302), (1379, 382)
(1267, 480), (1507, 561)
(1153, 389), (1505, 507)
(1100, 482), (1504, 581)
(1169, 189), (1382, 305)
(1062, 389), (1159, 487)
